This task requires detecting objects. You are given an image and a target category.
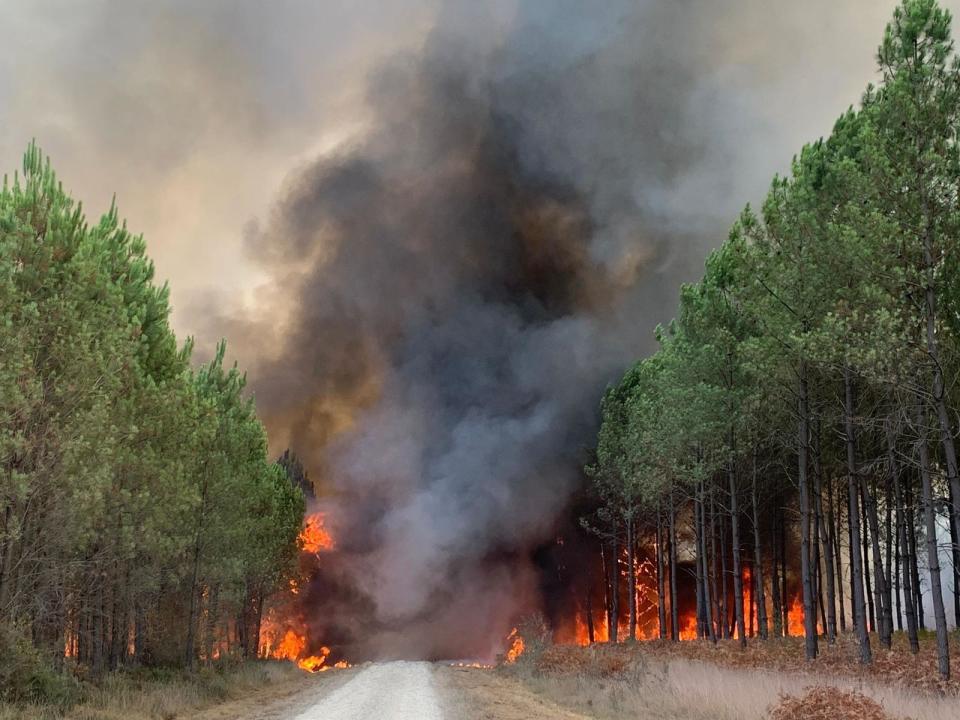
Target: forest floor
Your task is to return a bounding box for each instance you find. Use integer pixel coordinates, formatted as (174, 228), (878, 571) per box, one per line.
(506, 633), (960, 720)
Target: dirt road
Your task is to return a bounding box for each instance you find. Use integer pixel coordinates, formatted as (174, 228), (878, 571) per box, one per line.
(291, 662), (443, 720)
(195, 662), (589, 720)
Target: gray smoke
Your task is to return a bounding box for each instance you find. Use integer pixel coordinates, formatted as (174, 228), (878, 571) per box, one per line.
(212, 1), (900, 659)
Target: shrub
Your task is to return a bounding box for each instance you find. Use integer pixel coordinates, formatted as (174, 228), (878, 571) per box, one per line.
(0, 624), (81, 708)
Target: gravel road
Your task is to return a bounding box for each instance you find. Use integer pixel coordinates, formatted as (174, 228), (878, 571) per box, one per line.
(292, 662), (443, 720)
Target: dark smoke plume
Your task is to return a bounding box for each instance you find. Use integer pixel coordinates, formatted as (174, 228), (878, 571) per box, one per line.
(229, 1), (878, 660)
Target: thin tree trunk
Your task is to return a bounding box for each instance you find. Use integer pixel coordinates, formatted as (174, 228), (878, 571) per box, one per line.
(586, 588), (595, 644)
(894, 505), (903, 633)
(861, 484), (876, 633)
(669, 490), (680, 642)
(832, 479), (847, 633)
(627, 515), (636, 642)
(601, 542), (611, 639)
(719, 500), (730, 639)
(657, 505), (666, 640)
(752, 447), (768, 640)
(771, 508), (783, 638)
(816, 463), (837, 643)
(844, 365), (871, 664)
(915, 396), (950, 680)
(907, 474), (925, 630)
(697, 479), (716, 642)
(889, 423), (919, 654)
(709, 489), (722, 640)
(948, 483), (960, 629)
(862, 475), (892, 647)
(610, 530), (620, 643)
(729, 450), (745, 647)
(798, 364), (818, 660)
(884, 474), (895, 638)
(922, 220), (960, 630)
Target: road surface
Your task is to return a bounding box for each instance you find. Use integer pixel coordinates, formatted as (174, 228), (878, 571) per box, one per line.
(292, 662), (443, 720)
(192, 661), (590, 720)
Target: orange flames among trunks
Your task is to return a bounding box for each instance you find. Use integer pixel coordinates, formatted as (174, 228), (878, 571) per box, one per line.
(260, 512), (349, 672)
(559, 551), (809, 647)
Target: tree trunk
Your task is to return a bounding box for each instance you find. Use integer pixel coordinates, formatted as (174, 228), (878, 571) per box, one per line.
(669, 490), (679, 642)
(657, 505), (666, 640)
(844, 365), (871, 664)
(832, 480), (846, 633)
(709, 489), (722, 640)
(948, 483), (960, 629)
(889, 424), (919, 653)
(729, 446), (745, 647)
(586, 588), (595, 644)
(915, 396), (950, 680)
(798, 364), (818, 660)
(815, 458), (837, 643)
(718, 496), (730, 639)
(921, 220), (960, 630)
(907, 475), (926, 630)
(610, 531), (620, 643)
(601, 542), (612, 640)
(771, 507), (783, 638)
(861, 485), (876, 633)
(751, 447), (768, 640)
(694, 481), (716, 642)
(884, 474), (895, 638)
(626, 516), (636, 642)
(861, 475), (892, 647)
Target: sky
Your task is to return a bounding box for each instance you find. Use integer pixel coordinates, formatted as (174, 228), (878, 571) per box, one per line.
(2, 0), (954, 350)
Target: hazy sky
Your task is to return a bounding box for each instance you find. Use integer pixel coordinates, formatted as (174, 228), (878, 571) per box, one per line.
(1, 0), (956, 349)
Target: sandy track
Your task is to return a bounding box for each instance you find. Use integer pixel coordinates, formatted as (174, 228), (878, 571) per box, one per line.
(292, 662), (443, 720)
(195, 662), (590, 719)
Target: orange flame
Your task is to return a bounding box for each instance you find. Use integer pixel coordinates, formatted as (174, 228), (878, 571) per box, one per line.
(301, 512), (334, 554)
(504, 627), (525, 663)
(257, 511), (350, 672)
(563, 564), (812, 646)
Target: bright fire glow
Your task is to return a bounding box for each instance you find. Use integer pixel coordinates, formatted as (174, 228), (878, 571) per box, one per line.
(301, 512), (334, 554)
(258, 510), (350, 672)
(563, 565), (810, 646)
(504, 627), (525, 663)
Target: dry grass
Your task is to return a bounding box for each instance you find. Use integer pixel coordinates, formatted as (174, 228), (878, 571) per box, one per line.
(506, 639), (960, 720)
(0, 661), (305, 720)
(769, 687), (892, 720)
(536, 632), (960, 695)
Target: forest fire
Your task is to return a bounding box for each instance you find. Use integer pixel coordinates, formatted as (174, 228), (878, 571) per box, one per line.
(562, 587), (808, 646)
(259, 511), (351, 672)
(549, 534), (811, 649)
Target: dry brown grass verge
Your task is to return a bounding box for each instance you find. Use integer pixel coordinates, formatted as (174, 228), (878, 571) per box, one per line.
(504, 637), (959, 720)
(535, 632), (960, 696)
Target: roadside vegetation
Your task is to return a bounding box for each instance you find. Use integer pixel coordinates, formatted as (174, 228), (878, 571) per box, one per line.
(0, 144), (305, 713)
(501, 635), (958, 720)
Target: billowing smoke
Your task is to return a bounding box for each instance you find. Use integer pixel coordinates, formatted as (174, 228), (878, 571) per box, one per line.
(207, 1), (896, 659)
